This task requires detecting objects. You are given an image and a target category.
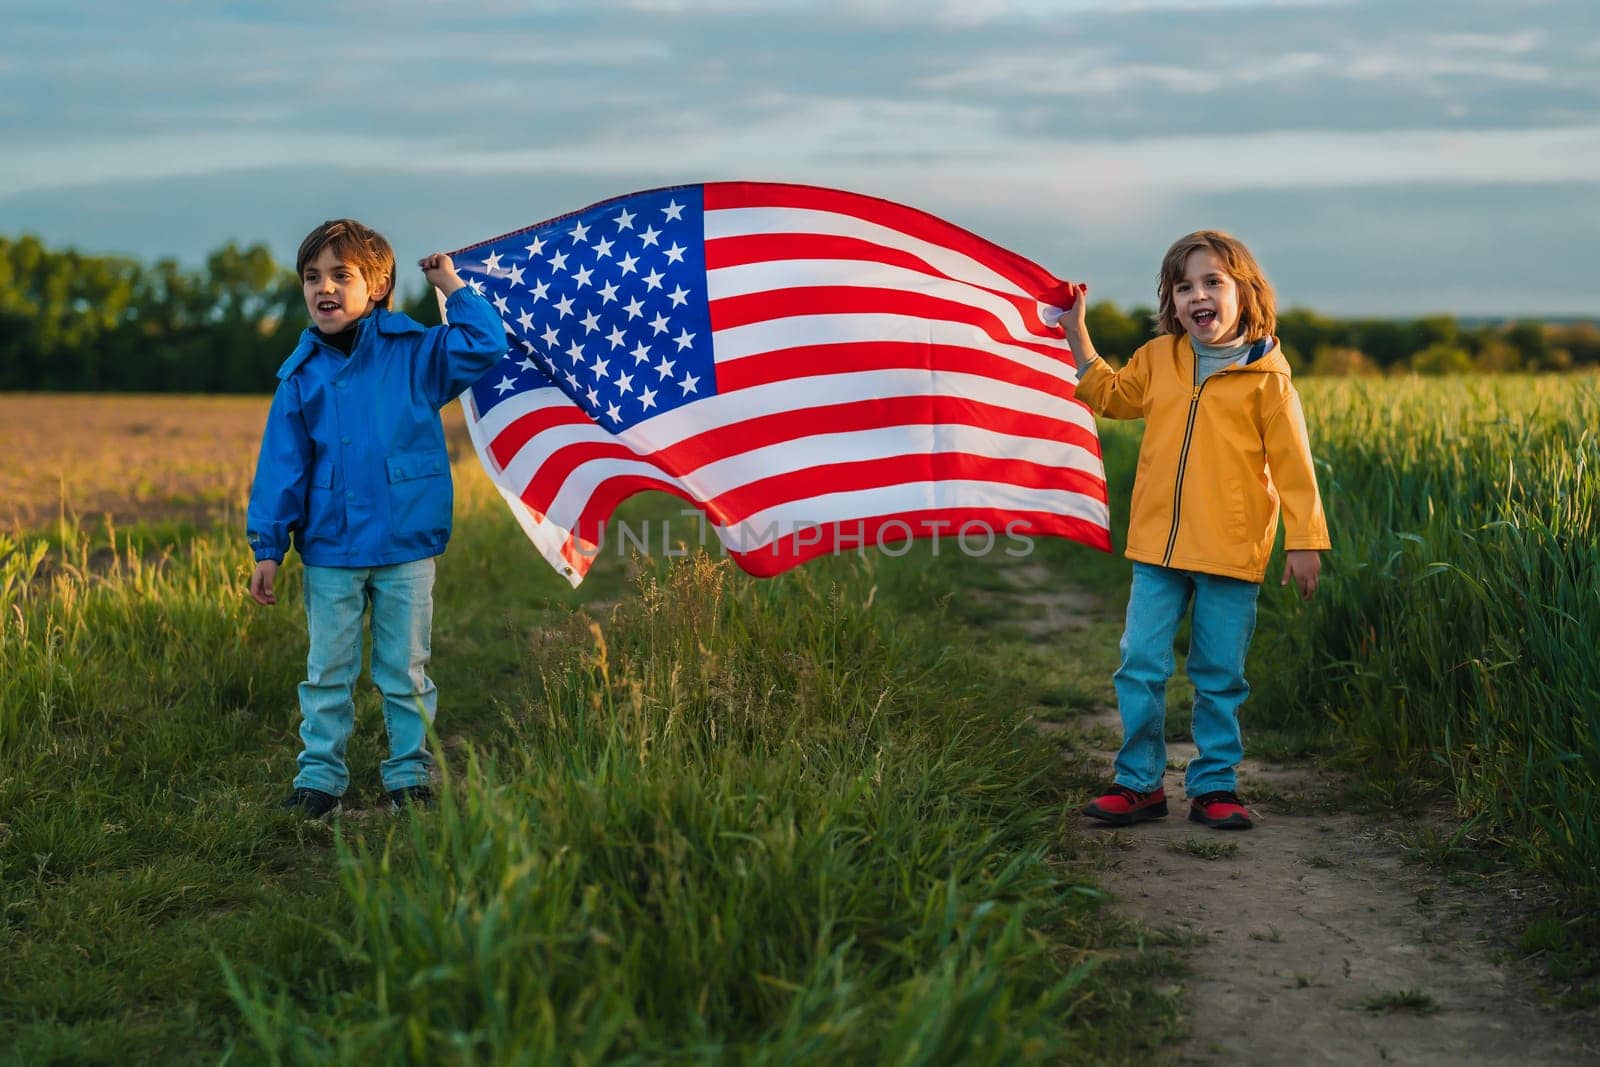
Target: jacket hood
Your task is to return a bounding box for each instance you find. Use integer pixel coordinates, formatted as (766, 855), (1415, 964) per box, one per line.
(1203, 335), (1291, 376)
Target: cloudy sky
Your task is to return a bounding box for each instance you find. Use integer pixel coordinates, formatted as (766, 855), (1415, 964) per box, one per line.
(2, 0), (1596, 316)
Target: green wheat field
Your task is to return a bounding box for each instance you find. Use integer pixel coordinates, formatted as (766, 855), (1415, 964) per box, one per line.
(2, 376), (1597, 1063)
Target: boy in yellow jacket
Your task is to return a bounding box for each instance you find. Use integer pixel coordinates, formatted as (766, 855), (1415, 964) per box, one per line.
(1057, 231), (1330, 830)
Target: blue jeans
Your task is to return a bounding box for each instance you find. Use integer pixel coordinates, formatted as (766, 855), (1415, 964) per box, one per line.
(295, 558), (438, 796)
(1112, 562), (1260, 797)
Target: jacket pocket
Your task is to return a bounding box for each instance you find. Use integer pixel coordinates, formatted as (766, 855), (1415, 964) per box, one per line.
(1225, 476), (1250, 538)
(386, 448), (451, 541)
(386, 450), (449, 484)
(303, 461), (342, 544)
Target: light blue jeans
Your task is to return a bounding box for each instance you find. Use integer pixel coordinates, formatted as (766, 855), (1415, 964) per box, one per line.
(1112, 562), (1260, 797)
(295, 557), (438, 796)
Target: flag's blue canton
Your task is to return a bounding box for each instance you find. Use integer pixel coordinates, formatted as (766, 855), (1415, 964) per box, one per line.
(463, 186), (715, 433)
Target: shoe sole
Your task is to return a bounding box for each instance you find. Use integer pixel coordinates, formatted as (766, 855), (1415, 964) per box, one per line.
(1084, 800), (1169, 826)
(1188, 808), (1251, 830)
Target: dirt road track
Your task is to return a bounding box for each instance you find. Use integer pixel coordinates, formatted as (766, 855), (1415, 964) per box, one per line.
(1000, 563), (1598, 1065)
(1070, 708), (1599, 1065)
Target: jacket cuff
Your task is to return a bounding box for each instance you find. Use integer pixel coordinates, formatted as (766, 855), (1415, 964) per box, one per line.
(445, 286), (488, 312)
(1284, 537), (1330, 551)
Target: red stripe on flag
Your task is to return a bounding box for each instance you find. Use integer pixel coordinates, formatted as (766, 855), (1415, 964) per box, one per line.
(727, 509), (1114, 575)
(486, 403), (594, 469)
(703, 182), (1062, 297)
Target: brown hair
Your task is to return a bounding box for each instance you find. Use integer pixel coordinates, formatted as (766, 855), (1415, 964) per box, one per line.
(1155, 230), (1276, 341)
(296, 219), (396, 309)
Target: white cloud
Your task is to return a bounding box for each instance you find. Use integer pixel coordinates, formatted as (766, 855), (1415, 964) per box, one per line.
(840, 0), (1346, 20)
(921, 54), (1219, 94)
(0, 132), (433, 200)
(615, 0), (807, 9)
(1342, 51), (1562, 89)
(6, 69), (1596, 213)
(924, 35), (1584, 102)
(1427, 29), (1545, 54)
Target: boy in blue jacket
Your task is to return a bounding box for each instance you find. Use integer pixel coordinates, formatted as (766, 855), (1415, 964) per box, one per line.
(247, 218), (505, 819)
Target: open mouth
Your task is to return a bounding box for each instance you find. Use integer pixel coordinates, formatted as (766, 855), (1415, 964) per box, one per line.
(1191, 309), (1216, 327)
(317, 301), (341, 313)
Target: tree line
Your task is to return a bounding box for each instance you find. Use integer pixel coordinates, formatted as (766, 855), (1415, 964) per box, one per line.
(1085, 302), (1600, 377)
(0, 235), (441, 393)
(2, 233), (1596, 392)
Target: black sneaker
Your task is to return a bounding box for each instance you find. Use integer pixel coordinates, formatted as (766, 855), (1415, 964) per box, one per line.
(279, 787), (342, 820)
(384, 785), (435, 813)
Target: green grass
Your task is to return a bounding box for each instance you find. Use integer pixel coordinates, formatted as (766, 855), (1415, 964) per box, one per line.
(1167, 838), (1239, 862)
(1516, 910), (1600, 1009)
(9, 371), (1597, 1058)
(0, 481), (1180, 1063)
(1358, 988), (1439, 1015)
(1244, 375), (1600, 902)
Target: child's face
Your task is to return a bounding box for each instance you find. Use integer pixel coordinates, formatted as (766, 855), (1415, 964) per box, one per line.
(302, 246), (387, 334)
(1174, 249), (1242, 345)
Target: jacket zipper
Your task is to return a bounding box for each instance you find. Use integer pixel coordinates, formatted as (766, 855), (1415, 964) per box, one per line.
(1162, 355), (1209, 567)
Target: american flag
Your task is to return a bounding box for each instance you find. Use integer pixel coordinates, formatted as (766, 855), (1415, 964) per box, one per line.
(451, 182), (1109, 586)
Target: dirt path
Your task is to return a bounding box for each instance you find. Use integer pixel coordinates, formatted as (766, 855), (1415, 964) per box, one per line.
(1001, 568), (1599, 1064)
(1072, 711), (1598, 1065)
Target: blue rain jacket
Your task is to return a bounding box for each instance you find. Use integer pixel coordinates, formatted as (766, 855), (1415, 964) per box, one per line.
(247, 287), (505, 567)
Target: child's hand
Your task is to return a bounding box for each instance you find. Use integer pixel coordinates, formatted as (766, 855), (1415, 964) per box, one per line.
(250, 559), (279, 606)
(1043, 281), (1097, 372)
(1282, 550), (1321, 601)
(418, 252), (466, 296)
(1051, 281), (1090, 340)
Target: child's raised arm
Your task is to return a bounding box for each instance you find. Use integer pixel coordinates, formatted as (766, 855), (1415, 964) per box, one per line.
(410, 253), (505, 405)
(1049, 282), (1099, 375)
(1049, 281), (1148, 420)
(418, 252), (466, 296)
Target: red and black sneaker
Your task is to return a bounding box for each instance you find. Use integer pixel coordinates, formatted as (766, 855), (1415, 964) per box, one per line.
(1084, 784), (1168, 826)
(1188, 790), (1253, 830)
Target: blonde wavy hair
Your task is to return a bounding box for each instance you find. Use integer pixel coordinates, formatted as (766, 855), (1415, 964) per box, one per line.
(1156, 230), (1276, 341)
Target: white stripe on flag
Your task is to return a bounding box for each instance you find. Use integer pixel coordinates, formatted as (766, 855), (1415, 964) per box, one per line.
(707, 259), (1065, 351)
(705, 206), (1031, 297)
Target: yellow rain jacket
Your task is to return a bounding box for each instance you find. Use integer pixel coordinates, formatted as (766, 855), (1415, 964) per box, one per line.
(1077, 334), (1330, 583)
